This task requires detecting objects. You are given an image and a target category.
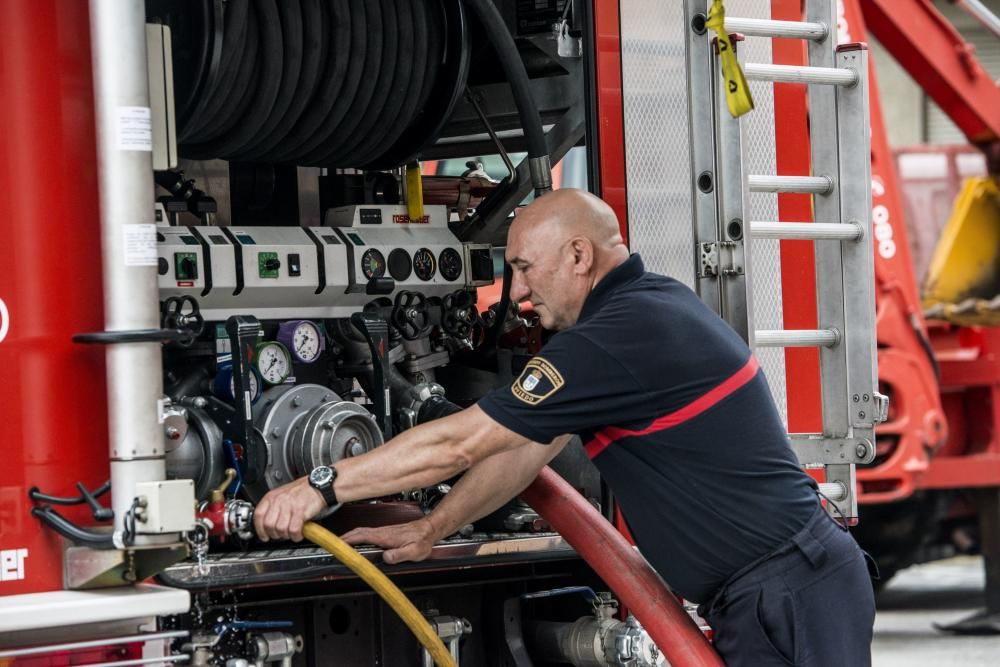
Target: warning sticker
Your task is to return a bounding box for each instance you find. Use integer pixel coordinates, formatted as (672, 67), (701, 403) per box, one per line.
(512, 357), (565, 405)
(117, 106), (153, 151)
(124, 224), (159, 266)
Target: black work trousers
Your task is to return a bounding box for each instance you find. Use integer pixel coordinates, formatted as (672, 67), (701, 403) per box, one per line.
(697, 504), (876, 666)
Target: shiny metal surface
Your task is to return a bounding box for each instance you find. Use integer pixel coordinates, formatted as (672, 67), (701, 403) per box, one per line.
(744, 62), (858, 86)
(160, 534), (575, 589)
(251, 385), (381, 499)
(754, 329), (840, 348)
(750, 221), (864, 241)
(89, 0), (175, 544)
(723, 17), (827, 40)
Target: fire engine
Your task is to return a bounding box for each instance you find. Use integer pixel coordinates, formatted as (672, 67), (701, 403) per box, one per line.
(1, 0), (998, 664)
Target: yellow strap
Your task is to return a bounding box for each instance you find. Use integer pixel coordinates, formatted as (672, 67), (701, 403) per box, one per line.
(705, 0), (755, 118)
(406, 161), (425, 223)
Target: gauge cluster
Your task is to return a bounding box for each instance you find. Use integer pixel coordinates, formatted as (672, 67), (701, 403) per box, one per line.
(157, 205), (493, 321)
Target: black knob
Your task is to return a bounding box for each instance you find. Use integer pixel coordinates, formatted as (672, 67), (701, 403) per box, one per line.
(264, 258), (281, 271)
(179, 257), (197, 277)
(158, 257), (169, 276)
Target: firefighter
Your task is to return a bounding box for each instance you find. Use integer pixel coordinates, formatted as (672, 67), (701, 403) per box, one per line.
(254, 188), (876, 666)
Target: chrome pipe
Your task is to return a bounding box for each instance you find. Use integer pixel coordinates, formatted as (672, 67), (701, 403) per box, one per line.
(750, 221), (863, 241)
(745, 62), (858, 86)
(724, 17), (828, 40)
(749, 175), (834, 194)
(755, 329), (840, 348)
(89, 0), (171, 544)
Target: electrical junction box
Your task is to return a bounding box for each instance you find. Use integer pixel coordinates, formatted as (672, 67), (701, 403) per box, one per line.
(134, 479), (196, 534)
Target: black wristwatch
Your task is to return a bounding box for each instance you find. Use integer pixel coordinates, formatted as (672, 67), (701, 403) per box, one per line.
(308, 465), (339, 507)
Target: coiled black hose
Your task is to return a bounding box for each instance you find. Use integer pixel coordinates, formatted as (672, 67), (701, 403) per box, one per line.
(157, 0), (468, 168)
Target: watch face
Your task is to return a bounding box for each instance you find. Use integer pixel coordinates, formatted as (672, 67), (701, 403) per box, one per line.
(310, 466), (333, 486)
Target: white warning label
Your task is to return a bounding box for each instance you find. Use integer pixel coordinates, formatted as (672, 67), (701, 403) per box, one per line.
(124, 224), (158, 266)
(117, 106), (153, 151)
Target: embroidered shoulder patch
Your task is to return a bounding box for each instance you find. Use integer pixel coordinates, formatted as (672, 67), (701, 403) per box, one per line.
(512, 357), (565, 405)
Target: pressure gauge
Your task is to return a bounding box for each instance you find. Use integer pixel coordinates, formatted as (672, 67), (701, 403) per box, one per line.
(254, 341), (292, 385)
(212, 364), (263, 404)
(276, 319), (325, 364)
(438, 247), (463, 282)
(413, 248), (436, 281)
(361, 248), (386, 280)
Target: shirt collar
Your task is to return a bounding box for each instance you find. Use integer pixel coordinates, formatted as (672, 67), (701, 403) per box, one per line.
(578, 253), (645, 322)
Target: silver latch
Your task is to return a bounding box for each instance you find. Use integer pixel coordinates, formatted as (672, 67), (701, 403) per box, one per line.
(699, 242), (719, 278)
(873, 391), (889, 425)
(699, 241), (743, 279)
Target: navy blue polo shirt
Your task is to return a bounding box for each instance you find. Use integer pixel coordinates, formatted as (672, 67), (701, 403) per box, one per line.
(478, 254), (818, 603)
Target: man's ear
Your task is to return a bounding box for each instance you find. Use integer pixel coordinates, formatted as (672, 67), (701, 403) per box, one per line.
(569, 237), (594, 273)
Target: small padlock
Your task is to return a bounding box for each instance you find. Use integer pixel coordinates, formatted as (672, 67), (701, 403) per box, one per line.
(554, 19), (582, 58)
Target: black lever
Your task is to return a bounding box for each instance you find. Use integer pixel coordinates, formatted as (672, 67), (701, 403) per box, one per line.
(226, 315), (265, 484)
(77, 481), (114, 522)
(351, 312), (394, 439)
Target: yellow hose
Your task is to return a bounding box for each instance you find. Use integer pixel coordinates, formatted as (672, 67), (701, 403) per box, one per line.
(302, 522), (457, 667)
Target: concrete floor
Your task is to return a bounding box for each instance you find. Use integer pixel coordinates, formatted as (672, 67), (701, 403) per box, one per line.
(873, 555), (1000, 666)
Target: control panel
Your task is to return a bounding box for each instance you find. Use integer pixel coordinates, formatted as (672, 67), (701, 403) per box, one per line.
(157, 205), (493, 320)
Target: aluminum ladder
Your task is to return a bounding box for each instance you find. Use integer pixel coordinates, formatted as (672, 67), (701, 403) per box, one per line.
(684, 0), (887, 520)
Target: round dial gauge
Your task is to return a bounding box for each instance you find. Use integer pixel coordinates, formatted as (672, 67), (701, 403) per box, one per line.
(230, 367), (262, 401)
(388, 248), (412, 281)
(277, 319), (325, 364)
(413, 248), (436, 281)
(254, 341), (292, 385)
(361, 248), (386, 280)
(438, 247), (463, 282)
(212, 364), (263, 404)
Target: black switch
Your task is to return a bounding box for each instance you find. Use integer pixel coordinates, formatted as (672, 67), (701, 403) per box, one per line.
(288, 253), (301, 276)
(179, 256), (198, 279)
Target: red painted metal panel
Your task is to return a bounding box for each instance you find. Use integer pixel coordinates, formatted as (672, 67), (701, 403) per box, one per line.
(861, 0), (1000, 146)
(593, 0), (628, 244)
(0, 1), (109, 594)
(921, 455), (1000, 489)
(771, 0), (823, 435)
(836, 0), (948, 504)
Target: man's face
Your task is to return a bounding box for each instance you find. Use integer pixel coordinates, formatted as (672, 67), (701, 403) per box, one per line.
(506, 220), (582, 331)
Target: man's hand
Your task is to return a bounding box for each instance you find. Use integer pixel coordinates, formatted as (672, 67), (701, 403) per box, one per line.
(253, 477), (327, 542)
(341, 517), (438, 564)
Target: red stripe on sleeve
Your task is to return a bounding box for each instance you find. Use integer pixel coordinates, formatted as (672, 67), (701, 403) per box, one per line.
(585, 356), (761, 459)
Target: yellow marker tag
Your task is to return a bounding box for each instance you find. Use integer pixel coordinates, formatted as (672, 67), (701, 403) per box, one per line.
(705, 0), (755, 118)
(405, 161), (425, 223)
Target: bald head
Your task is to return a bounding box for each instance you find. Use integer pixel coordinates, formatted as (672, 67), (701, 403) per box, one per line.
(508, 188), (627, 268)
(505, 189), (630, 330)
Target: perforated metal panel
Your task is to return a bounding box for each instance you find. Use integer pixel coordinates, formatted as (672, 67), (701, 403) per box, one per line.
(620, 0), (787, 421)
(731, 0), (787, 421)
(620, 1), (694, 286)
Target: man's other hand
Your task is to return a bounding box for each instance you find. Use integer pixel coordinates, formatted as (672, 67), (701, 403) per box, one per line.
(341, 518), (438, 564)
(253, 477), (327, 542)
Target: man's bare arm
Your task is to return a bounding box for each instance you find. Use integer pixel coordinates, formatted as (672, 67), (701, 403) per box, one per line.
(342, 435), (571, 563)
(422, 435), (571, 539)
(254, 404), (535, 541)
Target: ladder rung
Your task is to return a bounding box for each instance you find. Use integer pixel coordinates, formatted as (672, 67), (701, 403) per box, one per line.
(755, 329), (840, 348)
(817, 482), (848, 502)
(744, 63), (858, 86)
(748, 175), (833, 194)
(723, 17), (828, 41)
(750, 221), (863, 241)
